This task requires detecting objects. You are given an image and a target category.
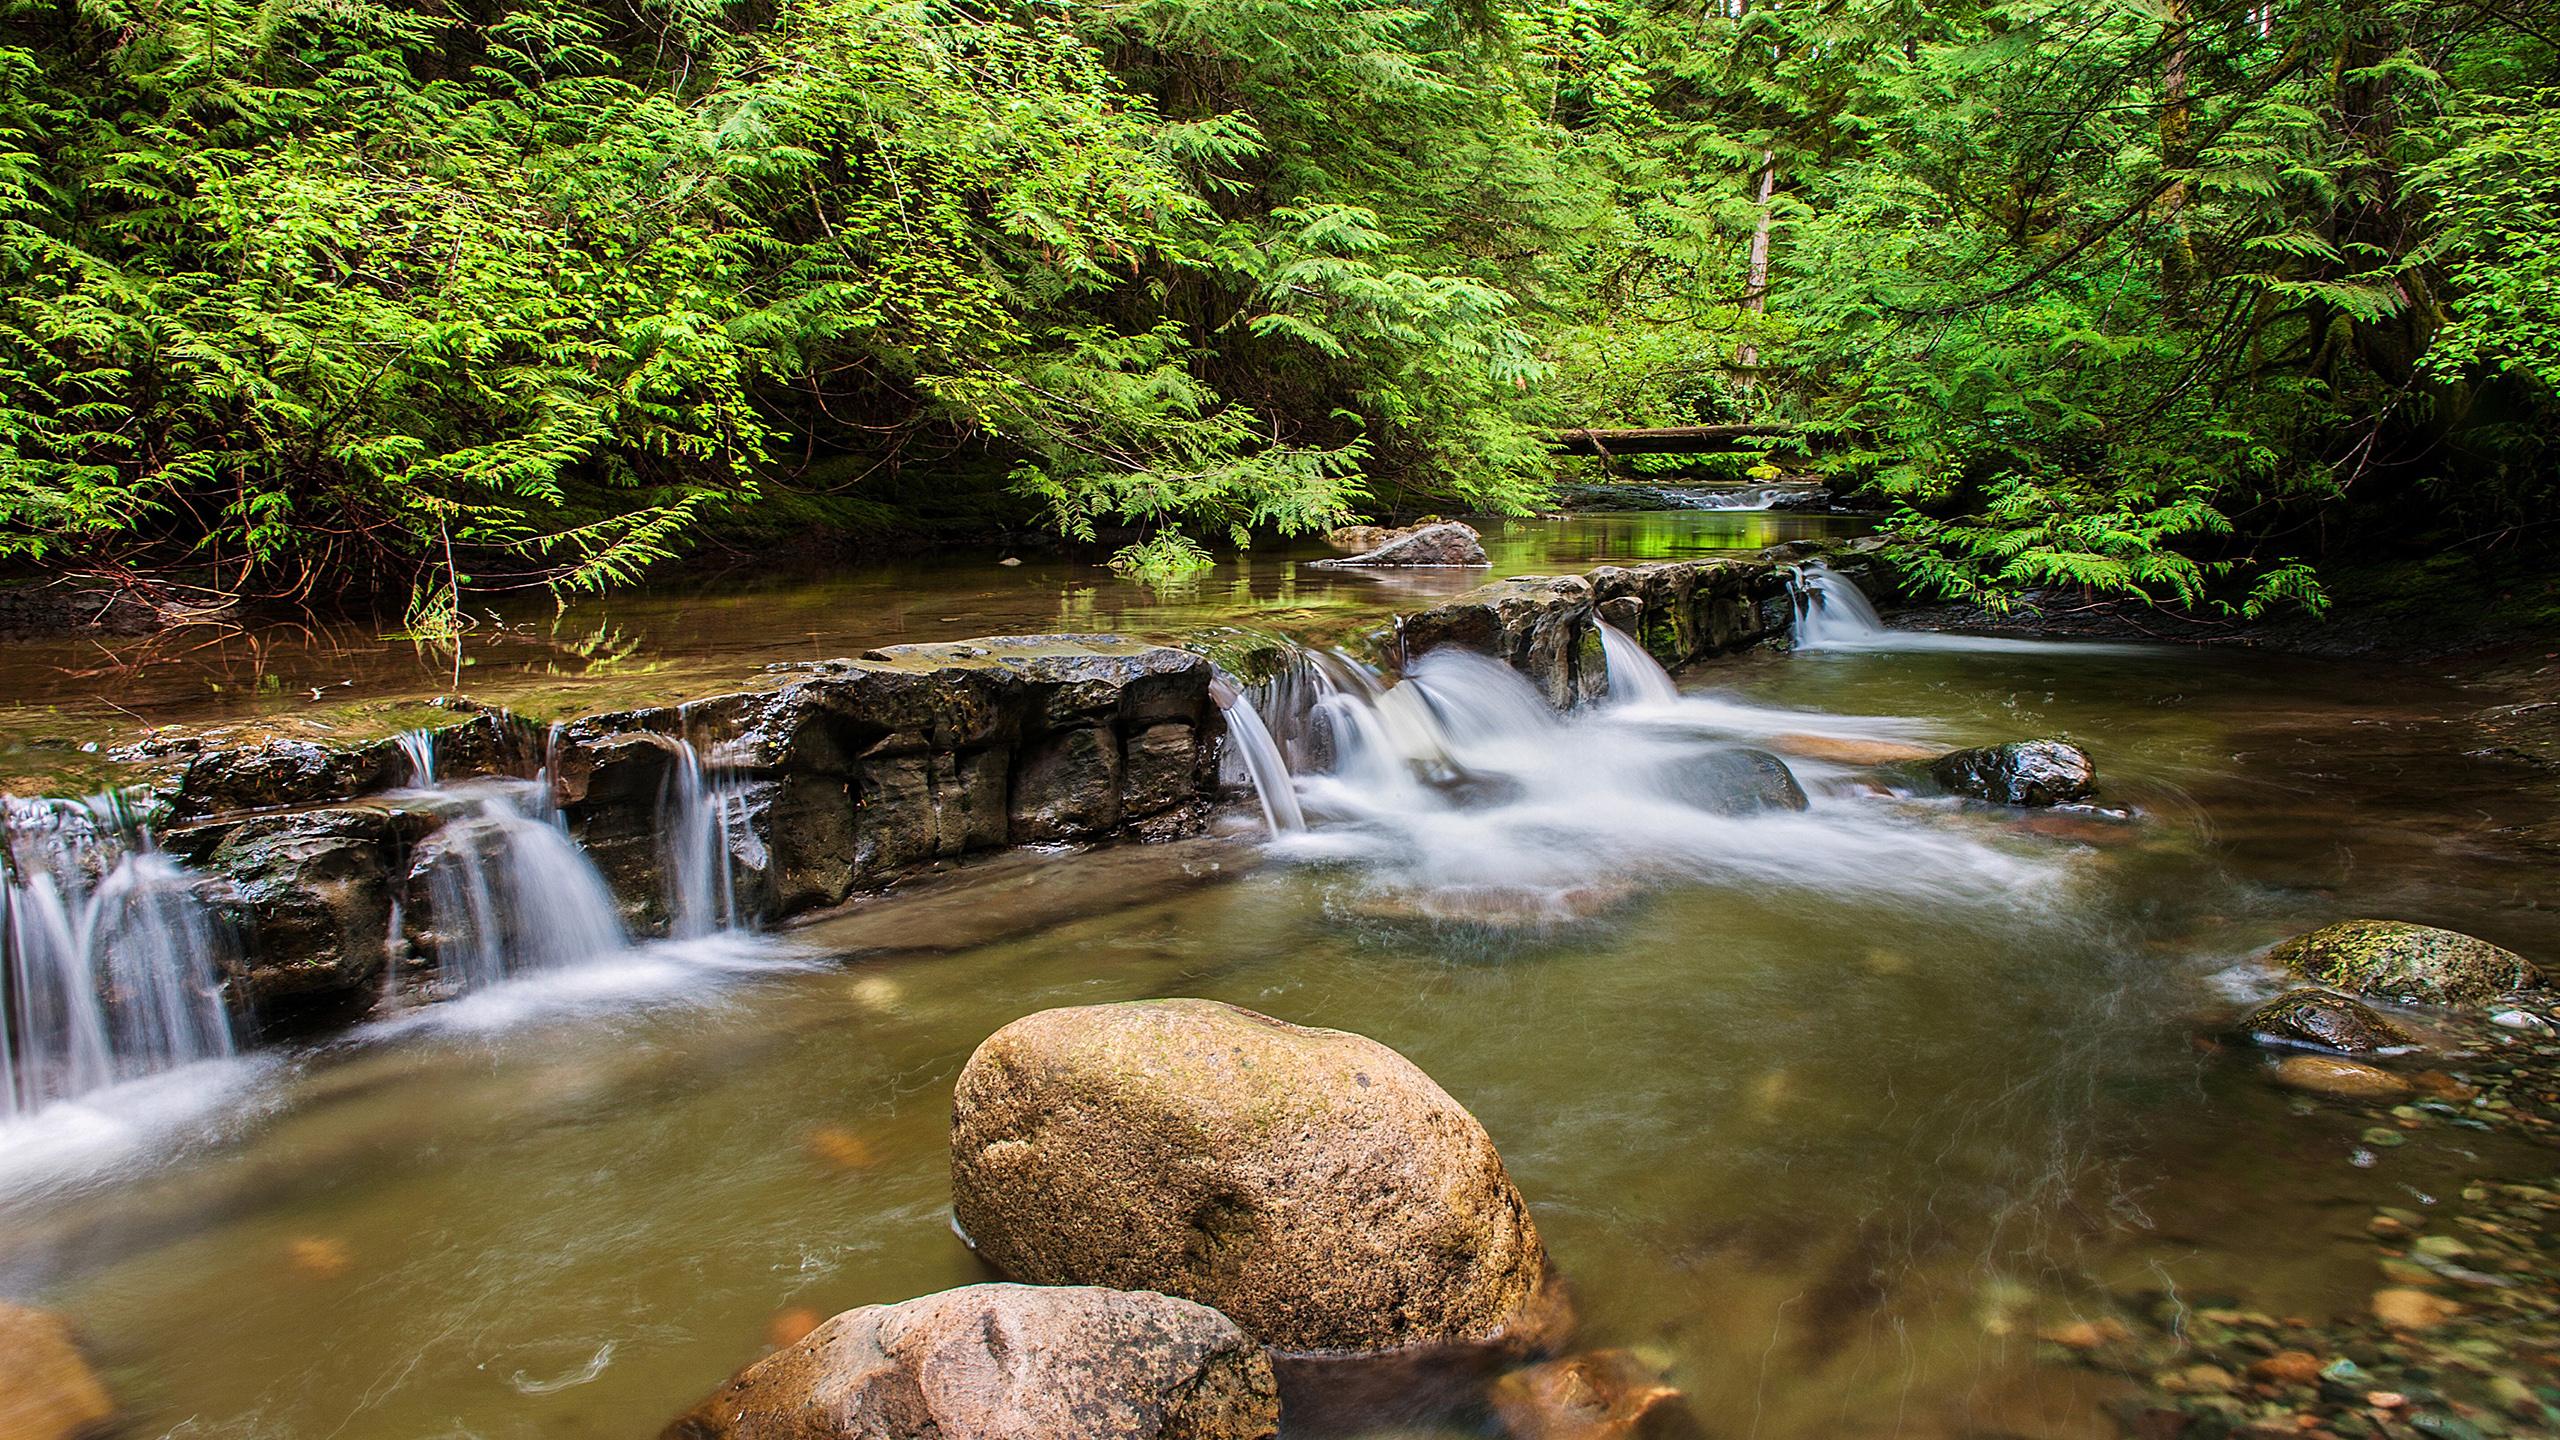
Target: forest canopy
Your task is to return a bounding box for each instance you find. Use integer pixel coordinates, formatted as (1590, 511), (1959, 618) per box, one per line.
(2, 0), (2554, 615)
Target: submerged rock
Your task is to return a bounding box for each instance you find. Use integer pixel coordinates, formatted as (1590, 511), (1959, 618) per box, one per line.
(1927, 739), (2096, 807)
(1764, 732), (1940, 766)
(0, 1303), (116, 1440)
(1311, 521), (1489, 568)
(664, 1284), (1277, 1440)
(2241, 989), (2413, 1055)
(2269, 1054), (2414, 1102)
(2269, 920), (2543, 1009)
(1489, 1350), (1705, 1440)
(1667, 748), (1809, 816)
(2369, 1288), (2463, 1332)
(949, 999), (1558, 1357)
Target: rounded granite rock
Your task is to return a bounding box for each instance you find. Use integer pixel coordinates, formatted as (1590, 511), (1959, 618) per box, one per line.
(664, 1283), (1278, 1440)
(949, 998), (1556, 1358)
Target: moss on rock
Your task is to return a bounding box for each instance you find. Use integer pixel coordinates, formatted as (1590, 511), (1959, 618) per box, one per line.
(2269, 920), (2542, 1009)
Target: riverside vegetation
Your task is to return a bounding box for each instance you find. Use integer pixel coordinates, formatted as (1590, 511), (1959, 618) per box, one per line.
(3, 0), (2556, 620)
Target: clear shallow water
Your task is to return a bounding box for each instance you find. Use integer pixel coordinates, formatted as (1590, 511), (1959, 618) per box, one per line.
(1, 560), (2555, 1438)
(0, 512), (1846, 768)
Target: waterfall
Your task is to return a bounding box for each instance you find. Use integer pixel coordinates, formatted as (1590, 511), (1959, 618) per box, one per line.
(1597, 622), (1681, 706)
(395, 728), (438, 787)
(1260, 645), (2063, 918)
(659, 739), (749, 938)
(1787, 561), (1888, 649)
(1208, 679), (1306, 836)
(418, 779), (630, 995)
(1, 799), (234, 1118)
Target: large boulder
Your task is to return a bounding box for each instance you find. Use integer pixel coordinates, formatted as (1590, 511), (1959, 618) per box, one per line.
(2269, 920), (2542, 1009)
(1927, 739), (2096, 807)
(2239, 989), (2412, 1054)
(664, 1284), (1277, 1440)
(1665, 748), (1808, 816)
(0, 1303), (115, 1440)
(950, 999), (1556, 1357)
(1311, 522), (1488, 568)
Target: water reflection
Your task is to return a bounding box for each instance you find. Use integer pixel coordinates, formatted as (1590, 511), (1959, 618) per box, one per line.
(0, 512), (1850, 760)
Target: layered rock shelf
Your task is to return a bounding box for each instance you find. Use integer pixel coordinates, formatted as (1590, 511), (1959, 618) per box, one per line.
(151, 637), (1224, 1030)
(34, 551), (1810, 1043)
(1398, 556), (1792, 707)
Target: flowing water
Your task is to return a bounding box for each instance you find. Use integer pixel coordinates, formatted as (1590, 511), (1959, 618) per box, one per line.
(0, 520), (2553, 1439)
(0, 800), (234, 1119)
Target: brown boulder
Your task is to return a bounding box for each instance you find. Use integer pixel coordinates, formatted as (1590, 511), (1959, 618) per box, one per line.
(2370, 1288), (2462, 1331)
(949, 999), (1556, 1357)
(0, 1303), (115, 1440)
(1765, 732), (1941, 766)
(665, 1284), (1277, 1440)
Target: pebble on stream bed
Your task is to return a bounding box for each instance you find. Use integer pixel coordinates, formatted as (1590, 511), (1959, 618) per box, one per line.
(2047, 1011), (2560, 1440)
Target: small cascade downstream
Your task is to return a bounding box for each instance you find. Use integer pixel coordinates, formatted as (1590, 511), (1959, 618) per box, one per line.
(1209, 678), (1306, 836)
(393, 729), (772, 1009)
(1597, 621), (1681, 706)
(1786, 559), (1892, 648)
(414, 778), (632, 996)
(1207, 618), (2062, 926)
(0, 798), (234, 1119)
(659, 738), (754, 939)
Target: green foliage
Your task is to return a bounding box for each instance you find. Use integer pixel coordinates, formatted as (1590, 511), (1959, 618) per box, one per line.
(3, 0), (2553, 613)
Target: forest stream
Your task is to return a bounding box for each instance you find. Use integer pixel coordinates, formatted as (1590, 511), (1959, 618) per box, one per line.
(0, 513), (2555, 1440)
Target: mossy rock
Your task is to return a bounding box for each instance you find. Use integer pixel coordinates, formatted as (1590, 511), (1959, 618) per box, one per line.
(2269, 920), (2542, 1009)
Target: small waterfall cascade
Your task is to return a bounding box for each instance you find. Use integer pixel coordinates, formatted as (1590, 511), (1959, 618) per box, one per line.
(395, 728), (438, 787)
(418, 776), (630, 995)
(0, 797), (234, 1118)
(1597, 622), (1681, 706)
(658, 738), (754, 938)
(1787, 561), (1888, 649)
(1208, 678), (1306, 836)
(1233, 642), (2057, 918)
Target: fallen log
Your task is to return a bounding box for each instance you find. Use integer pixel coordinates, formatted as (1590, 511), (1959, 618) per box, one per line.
(1551, 424), (1797, 455)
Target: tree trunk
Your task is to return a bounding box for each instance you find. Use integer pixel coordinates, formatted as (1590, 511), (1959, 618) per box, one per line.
(2158, 0), (2200, 306)
(1737, 150), (1777, 384)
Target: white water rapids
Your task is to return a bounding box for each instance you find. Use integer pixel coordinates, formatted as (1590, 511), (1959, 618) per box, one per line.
(1218, 629), (2070, 928)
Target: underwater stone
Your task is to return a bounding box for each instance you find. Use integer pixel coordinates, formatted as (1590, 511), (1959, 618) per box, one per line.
(950, 998), (1560, 1358)
(2269, 1055), (2414, 1102)
(0, 1302), (117, 1440)
(1668, 747), (1810, 816)
(1489, 1349), (1706, 1440)
(2270, 920), (2543, 1009)
(1928, 739), (2097, 807)
(663, 1283), (1277, 1440)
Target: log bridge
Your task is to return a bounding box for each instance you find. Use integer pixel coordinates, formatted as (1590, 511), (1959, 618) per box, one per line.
(1550, 424), (1797, 456)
